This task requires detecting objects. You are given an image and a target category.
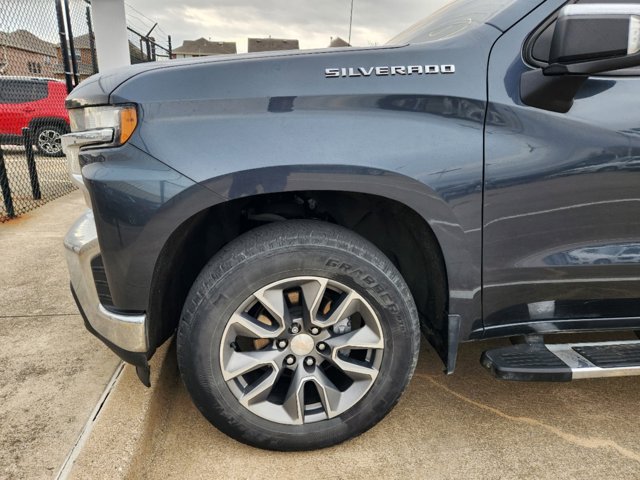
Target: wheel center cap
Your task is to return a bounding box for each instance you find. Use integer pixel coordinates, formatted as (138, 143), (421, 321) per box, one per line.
(290, 333), (314, 356)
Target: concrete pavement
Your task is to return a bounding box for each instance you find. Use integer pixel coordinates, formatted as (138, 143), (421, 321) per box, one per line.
(71, 332), (640, 480)
(0, 190), (120, 479)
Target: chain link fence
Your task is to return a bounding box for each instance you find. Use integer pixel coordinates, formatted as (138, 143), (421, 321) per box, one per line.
(0, 0), (96, 221)
(0, 0), (170, 222)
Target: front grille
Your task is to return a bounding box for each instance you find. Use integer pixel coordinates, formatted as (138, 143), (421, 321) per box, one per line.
(90, 255), (115, 308)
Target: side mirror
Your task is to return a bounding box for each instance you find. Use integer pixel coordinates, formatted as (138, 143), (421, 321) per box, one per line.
(522, 4), (640, 112)
(546, 4), (640, 75)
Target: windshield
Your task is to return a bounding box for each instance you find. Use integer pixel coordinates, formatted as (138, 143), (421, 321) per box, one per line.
(387, 0), (517, 44)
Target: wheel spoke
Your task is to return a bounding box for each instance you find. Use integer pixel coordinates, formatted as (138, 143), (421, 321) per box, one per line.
(324, 325), (383, 351)
(300, 277), (328, 323)
(321, 291), (361, 327)
(312, 368), (344, 418)
(332, 356), (379, 380)
(282, 366), (308, 424)
(238, 368), (280, 407)
(254, 285), (289, 325)
(228, 311), (281, 338)
(221, 348), (282, 381)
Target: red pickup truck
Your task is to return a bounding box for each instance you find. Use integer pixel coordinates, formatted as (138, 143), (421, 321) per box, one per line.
(0, 76), (69, 157)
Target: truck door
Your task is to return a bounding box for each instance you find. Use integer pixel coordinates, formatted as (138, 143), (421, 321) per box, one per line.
(482, 0), (640, 334)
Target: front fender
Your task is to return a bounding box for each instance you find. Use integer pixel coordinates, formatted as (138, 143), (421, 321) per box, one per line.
(84, 141), (482, 339)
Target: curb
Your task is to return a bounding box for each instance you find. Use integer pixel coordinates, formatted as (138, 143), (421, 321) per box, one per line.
(55, 362), (125, 480)
(61, 339), (177, 480)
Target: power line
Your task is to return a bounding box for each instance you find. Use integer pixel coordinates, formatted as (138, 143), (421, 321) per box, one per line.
(124, 2), (169, 37)
(125, 13), (168, 42)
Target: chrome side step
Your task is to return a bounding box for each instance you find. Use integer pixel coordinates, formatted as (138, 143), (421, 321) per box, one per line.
(481, 340), (640, 381)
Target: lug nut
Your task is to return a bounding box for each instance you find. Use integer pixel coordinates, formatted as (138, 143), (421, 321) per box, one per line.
(304, 357), (315, 367)
(310, 326), (320, 335)
(285, 355), (296, 366)
(277, 339), (288, 349)
(290, 323), (301, 334)
(317, 342), (327, 352)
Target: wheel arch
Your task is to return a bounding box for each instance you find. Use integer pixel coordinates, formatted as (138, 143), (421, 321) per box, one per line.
(28, 116), (70, 132)
(145, 166), (479, 365)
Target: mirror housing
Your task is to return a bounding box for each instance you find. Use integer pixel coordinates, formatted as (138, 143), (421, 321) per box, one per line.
(522, 4), (640, 113)
(545, 4), (640, 75)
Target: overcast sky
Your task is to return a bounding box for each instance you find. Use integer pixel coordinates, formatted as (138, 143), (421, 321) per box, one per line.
(125, 0), (453, 53)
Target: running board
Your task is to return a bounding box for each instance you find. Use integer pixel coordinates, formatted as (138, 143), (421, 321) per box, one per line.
(481, 340), (640, 381)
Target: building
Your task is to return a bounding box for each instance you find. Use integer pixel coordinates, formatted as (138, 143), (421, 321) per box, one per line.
(0, 30), (57, 77)
(55, 33), (97, 81)
(248, 38), (299, 53)
(329, 37), (351, 48)
(171, 38), (237, 58)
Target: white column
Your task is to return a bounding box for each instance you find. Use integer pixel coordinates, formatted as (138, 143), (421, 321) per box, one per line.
(91, 0), (130, 71)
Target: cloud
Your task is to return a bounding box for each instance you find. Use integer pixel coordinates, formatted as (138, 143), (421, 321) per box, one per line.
(126, 0), (452, 52)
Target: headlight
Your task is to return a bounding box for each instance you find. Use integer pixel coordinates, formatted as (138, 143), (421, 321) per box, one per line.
(68, 104), (138, 147)
(61, 104), (137, 208)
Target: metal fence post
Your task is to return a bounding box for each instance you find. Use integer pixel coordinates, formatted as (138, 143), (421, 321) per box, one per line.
(0, 147), (15, 218)
(145, 37), (151, 61)
(63, 0), (80, 85)
(22, 128), (42, 201)
(86, 5), (98, 74)
(55, 0), (74, 93)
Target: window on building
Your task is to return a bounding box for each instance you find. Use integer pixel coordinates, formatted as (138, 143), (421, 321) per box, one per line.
(28, 62), (42, 74)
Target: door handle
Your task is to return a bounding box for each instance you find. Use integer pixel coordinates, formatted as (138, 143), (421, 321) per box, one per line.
(22, 108), (35, 113)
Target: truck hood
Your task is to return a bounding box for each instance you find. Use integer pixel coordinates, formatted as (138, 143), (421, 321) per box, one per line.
(65, 45), (402, 109)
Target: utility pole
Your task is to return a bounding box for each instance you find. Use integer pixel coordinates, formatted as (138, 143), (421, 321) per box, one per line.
(348, 0), (354, 45)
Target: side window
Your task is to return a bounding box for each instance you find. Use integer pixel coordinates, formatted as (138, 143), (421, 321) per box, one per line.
(0, 81), (48, 104)
(6, 81), (31, 103)
(528, 0), (640, 72)
(30, 82), (47, 101)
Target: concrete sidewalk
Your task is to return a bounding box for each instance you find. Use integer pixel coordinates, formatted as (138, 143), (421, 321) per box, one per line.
(0, 191), (120, 479)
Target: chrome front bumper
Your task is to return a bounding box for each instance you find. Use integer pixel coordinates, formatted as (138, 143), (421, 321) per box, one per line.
(64, 210), (148, 353)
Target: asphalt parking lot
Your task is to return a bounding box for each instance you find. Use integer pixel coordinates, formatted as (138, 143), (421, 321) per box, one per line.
(3, 191), (640, 479)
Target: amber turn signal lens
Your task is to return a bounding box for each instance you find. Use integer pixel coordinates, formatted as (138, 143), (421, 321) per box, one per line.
(119, 107), (137, 144)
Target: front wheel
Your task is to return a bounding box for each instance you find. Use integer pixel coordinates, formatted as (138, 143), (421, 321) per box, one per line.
(177, 220), (420, 450)
(34, 125), (65, 157)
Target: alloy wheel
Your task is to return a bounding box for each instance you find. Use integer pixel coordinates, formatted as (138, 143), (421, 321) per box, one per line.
(219, 276), (385, 425)
(37, 129), (62, 155)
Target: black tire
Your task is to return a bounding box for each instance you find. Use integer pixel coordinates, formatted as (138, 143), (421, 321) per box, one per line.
(177, 220), (420, 451)
(34, 125), (65, 157)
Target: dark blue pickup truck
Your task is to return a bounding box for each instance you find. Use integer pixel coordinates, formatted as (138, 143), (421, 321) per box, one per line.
(62, 0), (640, 450)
